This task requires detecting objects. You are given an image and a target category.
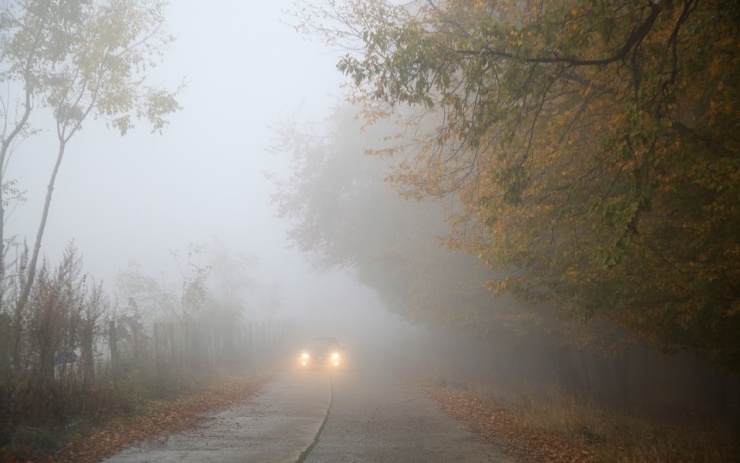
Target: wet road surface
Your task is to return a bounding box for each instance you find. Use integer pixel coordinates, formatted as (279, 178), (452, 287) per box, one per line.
(102, 360), (513, 463)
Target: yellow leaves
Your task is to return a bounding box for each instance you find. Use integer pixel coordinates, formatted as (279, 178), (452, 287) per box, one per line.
(292, 0), (740, 366)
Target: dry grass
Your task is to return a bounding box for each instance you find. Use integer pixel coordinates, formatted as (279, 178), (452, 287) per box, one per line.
(0, 369), (273, 463)
(415, 369), (739, 463)
(514, 390), (737, 462)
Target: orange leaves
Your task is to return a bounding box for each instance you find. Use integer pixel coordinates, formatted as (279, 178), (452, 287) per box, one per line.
(422, 383), (596, 463)
(293, 0), (740, 369)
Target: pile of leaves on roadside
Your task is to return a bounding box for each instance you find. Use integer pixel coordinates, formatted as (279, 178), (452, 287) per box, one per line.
(0, 372), (271, 463)
(422, 383), (594, 463)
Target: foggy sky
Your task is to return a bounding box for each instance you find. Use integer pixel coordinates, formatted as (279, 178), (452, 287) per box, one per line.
(3, 0), (388, 328)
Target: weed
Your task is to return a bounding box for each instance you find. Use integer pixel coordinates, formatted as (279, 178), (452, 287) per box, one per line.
(10, 426), (59, 454)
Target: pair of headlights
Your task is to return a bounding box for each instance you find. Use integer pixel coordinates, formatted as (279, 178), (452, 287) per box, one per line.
(301, 352), (340, 360)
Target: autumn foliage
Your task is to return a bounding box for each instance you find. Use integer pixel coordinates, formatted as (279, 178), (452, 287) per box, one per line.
(294, 0), (740, 370)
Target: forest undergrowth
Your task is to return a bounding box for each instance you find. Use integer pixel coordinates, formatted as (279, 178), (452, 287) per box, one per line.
(0, 368), (272, 463)
(414, 373), (739, 463)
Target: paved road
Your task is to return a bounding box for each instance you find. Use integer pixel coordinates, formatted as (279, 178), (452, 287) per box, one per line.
(102, 360), (513, 463)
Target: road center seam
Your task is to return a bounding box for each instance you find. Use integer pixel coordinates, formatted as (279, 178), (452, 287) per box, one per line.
(295, 373), (334, 463)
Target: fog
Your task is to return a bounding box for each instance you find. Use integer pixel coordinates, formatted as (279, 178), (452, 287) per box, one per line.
(2, 5), (738, 461)
(2, 0), (736, 430)
(3, 0), (410, 341)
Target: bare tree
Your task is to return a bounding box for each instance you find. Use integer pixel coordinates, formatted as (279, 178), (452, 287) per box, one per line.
(0, 0), (181, 371)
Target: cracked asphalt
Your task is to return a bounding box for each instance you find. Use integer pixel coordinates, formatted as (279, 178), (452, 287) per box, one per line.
(101, 357), (513, 463)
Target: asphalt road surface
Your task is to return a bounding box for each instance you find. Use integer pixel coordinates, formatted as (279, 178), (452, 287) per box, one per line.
(101, 358), (513, 463)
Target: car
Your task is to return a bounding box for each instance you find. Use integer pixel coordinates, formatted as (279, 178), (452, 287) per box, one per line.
(299, 336), (343, 368)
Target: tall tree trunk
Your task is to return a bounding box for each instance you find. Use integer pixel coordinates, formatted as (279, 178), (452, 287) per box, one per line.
(0, 66), (34, 275)
(555, 342), (585, 394)
(168, 322), (175, 365)
(109, 319), (118, 380)
(578, 348), (592, 394)
(154, 322), (163, 383)
(612, 347), (630, 408)
(37, 307), (57, 383)
(5, 98), (33, 373)
(81, 320), (94, 390)
(15, 141), (68, 343)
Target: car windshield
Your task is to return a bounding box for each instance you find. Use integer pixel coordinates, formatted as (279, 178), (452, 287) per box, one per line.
(305, 337), (340, 350)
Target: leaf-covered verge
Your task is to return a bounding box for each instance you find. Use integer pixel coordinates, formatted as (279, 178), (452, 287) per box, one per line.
(0, 371), (271, 463)
(421, 380), (739, 463)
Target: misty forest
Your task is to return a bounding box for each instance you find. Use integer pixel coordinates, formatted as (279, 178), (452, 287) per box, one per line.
(0, 0), (738, 462)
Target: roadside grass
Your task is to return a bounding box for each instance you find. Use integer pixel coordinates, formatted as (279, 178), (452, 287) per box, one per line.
(0, 367), (273, 463)
(512, 389), (737, 462)
(415, 370), (738, 463)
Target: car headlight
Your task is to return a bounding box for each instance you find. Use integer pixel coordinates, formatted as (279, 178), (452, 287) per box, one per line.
(331, 352), (340, 360)
(301, 352), (310, 359)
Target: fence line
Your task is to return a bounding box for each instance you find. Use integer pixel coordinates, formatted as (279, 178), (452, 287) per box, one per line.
(44, 318), (298, 383)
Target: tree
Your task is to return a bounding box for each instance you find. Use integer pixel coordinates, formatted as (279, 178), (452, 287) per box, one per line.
(117, 244), (212, 323)
(205, 238), (257, 323)
(272, 105), (529, 340)
(24, 243), (107, 386)
(272, 103), (645, 398)
(116, 259), (171, 320)
(295, 0), (740, 369)
(0, 0), (181, 367)
(170, 243), (210, 321)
